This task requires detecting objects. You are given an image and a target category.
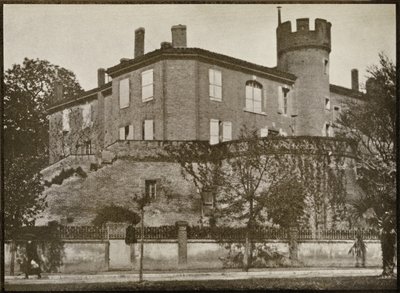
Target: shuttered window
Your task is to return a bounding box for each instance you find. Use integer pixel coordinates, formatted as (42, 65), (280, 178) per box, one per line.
(142, 69), (154, 102)
(62, 109), (70, 132)
(222, 121), (232, 142)
(260, 127), (269, 138)
(245, 81), (263, 113)
(81, 104), (92, 129)
(119, 78), (130, 109)
(144, 120), (154, 140)
(119, 125), (134, 140)
(210, 119), (219, 145)
(209, 69), (222, 101)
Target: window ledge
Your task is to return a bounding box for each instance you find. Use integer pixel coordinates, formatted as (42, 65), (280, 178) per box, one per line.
(210, 97), (222, 102)
(243, 109), (267, 116)
(142, 97), (154, 103)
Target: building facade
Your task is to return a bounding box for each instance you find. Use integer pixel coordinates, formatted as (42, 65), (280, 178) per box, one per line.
(42, 15), (363, 226)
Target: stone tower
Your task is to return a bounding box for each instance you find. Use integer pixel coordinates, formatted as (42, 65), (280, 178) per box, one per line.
(276, 11), (332, 136)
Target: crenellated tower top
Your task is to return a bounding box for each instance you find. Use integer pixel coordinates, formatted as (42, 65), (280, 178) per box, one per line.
(277, 18), (331, 57)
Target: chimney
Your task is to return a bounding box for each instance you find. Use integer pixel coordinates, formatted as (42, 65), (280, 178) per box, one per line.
(351, 69), (359, 91)
(97, 68), (105, 87)
(171, 25), (187, 48)
(135, 27), (145, 58)
(161, 41), (172, 49)
(277, 6), (282, 25)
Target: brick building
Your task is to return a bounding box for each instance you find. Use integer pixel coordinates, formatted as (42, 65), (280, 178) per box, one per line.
(41, 14), (363, 226)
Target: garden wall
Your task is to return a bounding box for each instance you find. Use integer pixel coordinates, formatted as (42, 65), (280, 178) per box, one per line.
(5, 239), (383, 274)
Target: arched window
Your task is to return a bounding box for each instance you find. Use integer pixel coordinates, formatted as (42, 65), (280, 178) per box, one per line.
(245, 80), (264, 113)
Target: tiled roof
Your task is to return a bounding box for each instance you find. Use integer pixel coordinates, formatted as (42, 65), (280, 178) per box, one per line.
(107, 47), (297, 83)
(329, 84), (364, 99)
(47, 82), (112, 113)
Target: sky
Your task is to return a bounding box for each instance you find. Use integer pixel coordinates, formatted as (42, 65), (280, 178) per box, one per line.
(4, 4), (396, 91)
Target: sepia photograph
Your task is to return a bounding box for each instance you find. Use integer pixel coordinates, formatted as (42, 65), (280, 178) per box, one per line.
(2, 2), (397, 291)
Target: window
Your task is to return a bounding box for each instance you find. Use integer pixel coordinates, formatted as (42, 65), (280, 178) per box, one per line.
(222, 121), (232, 142)
(278, 86), (289, 115)
(279, 128), (287, 137)
(260, 127), (269, 138)
(210, 119), (220, 145)
(141, 69), (154, 102)
(119, 125), (134, 140)
(245, 81), (263, 113)
(145, 180), (157, 199)
(119, 78), (130, 109)
(202, 190), (214, 216)
(209, 69), (222, 101)
(143, 120), (154, 140)
(81, 104), (92, 129)
(325, 98), (331, 110)
(323, 59), (329, 75)
(84, 140), (92, 155)
(323, 122), (333, 137)
(62, 109), (70, 132)
(333, 106), (341, 120)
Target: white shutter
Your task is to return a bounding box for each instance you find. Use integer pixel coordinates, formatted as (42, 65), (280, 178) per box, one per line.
(277, 86), (283, 114)
(290, 90), (298, 117)
(262, 89), (267, 113)
(144, 120), (154, 140)
(215, 84), (222, 100)
(62, 109), (70, 132)
(253, 87), (262, 113)
(81, 104), (91, 129)
(142, 69), (154, 101)
(119, 127), (125, 140)
(260, 127), (268, 138)
(127, 125), (134, 140)
(245, 85), (253, 110)
(209, 69), (222, 101)
(222, 121), (232, 142)
(209, 119), (219, 145)
(209, 69), (214, 84)
(119, 78), (130, 108)
(214, 70), (222, 86)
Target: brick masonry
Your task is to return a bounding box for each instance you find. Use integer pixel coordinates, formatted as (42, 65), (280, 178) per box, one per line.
(44, 16), (365, 228)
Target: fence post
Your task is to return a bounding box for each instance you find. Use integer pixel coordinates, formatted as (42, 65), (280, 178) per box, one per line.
(289, 227), (299, 266)
(176, 221), (188, 268)
(10, 240), (16, 276)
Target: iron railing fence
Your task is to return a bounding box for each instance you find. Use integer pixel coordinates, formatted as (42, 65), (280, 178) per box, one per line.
(5, 224), (380, 241)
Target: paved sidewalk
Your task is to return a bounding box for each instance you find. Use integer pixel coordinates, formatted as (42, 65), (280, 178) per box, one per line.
(5, 267), (392, 285)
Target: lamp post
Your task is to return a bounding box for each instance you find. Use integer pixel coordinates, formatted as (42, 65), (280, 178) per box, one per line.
(136, 193), (149, 283)
(139, 205), (144, 283)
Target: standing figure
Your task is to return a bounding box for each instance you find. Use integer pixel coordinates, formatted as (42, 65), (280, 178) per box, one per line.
(24, 240), (42, 279)
(349, 231), (367, 268)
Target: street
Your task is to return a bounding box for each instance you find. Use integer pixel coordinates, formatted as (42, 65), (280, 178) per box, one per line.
(4, 276), (397, 291)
